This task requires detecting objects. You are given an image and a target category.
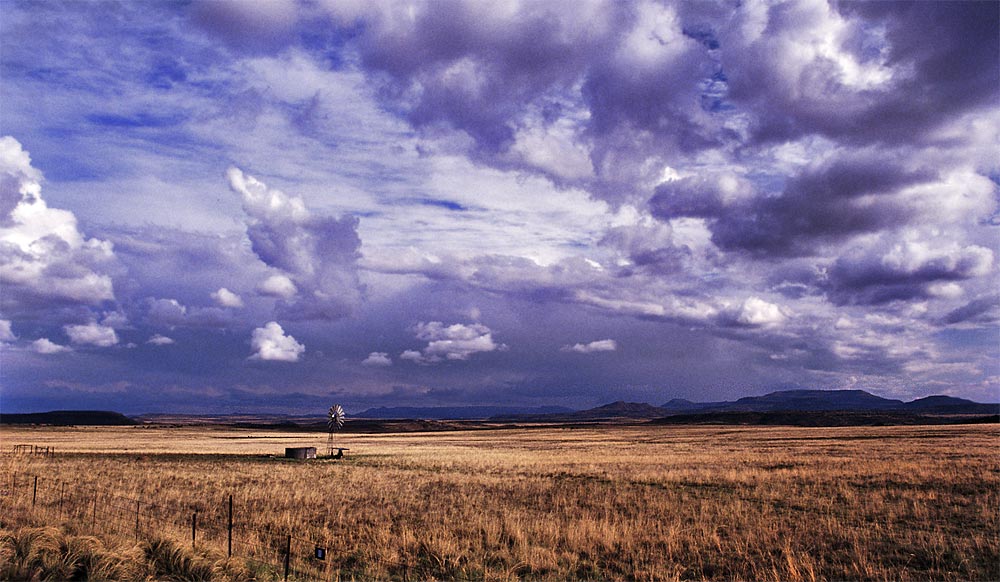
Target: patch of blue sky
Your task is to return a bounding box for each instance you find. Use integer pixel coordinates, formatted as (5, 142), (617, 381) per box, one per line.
(145, 59), (189, 90)
(933, 327), (997, 350)
(746, 171), (788, 196)
(31, 154), (103, 182)
(699, 69), (731, 113)
(414, 198), (469, 212)
(682, 26), (721, 51)
(86, 112), (188, 129)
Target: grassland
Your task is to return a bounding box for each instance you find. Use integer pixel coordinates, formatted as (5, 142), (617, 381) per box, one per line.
(2, 423), (998, 581)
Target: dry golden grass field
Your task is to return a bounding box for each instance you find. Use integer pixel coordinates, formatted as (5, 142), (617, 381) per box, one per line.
(1, 423), (998, 581)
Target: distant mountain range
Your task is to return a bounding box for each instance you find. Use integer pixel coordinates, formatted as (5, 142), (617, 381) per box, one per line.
(356, 405), (574, 420)
(3, 391), (995, 428)
(659, 390), (998, 415)
(491, 389), (999, 422)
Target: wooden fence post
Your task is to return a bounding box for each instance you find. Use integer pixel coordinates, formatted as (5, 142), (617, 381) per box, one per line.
(228, 494), (233, 558)
(59, 482), (65, 519)
(192, 511), (197, 549)
(284, 534), (291, 581)
(92, 493), (98, 529)
(32, 476), (37, 506)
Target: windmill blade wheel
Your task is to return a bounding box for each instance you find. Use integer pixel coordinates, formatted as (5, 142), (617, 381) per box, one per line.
(327, 405), (346, 457)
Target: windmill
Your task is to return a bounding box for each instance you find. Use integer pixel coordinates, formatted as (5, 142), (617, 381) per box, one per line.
(327, 404), (345, 458)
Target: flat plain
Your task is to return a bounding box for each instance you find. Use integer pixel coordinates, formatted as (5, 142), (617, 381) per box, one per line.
(2, 423), (998, 581)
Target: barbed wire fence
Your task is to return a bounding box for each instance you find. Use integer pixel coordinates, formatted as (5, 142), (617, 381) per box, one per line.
(2, 470), (343, 581)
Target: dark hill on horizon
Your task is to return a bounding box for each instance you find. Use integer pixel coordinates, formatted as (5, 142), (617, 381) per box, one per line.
(651, 410), (1000, 427)
(0, 410), (137, 426)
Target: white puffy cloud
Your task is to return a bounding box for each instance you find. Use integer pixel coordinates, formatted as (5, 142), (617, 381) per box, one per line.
(148, 298), (187, 326)
(0, 319), (15, 342)
(562, 339), (618, 353)
(249, 321), (304, 362)
(402, 321), (500, 364)
(211, 287), (244, 308)
(32, 338), (71, 354)
(257, 274), (297, 298)
(0, 136), (116, 307)
(64, 321), (119, 347)
(361, 351), (392, 367)
(732, 297), (788, 327)
(228, 167), (361, 320)
(147, 334), (175, 346)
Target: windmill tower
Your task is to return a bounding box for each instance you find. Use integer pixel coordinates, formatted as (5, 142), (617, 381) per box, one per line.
(327, 404), (345, 457)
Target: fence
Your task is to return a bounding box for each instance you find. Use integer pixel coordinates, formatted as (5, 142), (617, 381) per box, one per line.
(11, 444), (55, 456)
(2, 471), (338, 581)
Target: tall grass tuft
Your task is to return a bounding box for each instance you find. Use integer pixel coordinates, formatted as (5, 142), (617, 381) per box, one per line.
(0, 526), (144, 581)
(143, 537), (217, 581)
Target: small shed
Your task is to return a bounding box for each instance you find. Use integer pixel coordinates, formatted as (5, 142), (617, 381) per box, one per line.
(285, 447), (317, 460)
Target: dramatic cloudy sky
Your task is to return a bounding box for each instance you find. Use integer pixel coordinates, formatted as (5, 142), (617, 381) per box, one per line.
(1, 0), (998, 414)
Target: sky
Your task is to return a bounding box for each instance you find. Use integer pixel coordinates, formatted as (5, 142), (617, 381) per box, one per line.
(1, 0), (998, 415)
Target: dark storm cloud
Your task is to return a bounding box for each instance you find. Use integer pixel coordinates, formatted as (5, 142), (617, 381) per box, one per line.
(941, 296), (1000, 327)
(344, 1), (626, 153)
(648, 175), (733, 220)
(724, 0), (999, 145)
(708, 152), (936, 255)
(316, 1), (728, 196)
(825, 239), (993, 305)
(190, 0), (300, 55)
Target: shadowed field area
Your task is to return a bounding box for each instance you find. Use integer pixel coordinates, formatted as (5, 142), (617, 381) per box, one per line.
(2, 424), (998, 581)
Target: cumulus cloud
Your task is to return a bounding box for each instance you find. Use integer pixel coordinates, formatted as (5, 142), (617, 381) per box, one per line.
(147, 334), (175, 346)
(361, 351), (392, 367)
(257, 274), (297, 299)
(728, 297), (788, 327)
(562, 339), (617, 353)
(228, 168), (361, 320)
(32, 338), (71, 354)
(0, 137), (117, 309)
(249, 321), (304, 362)
(0, 319), (16, 342)
(211, 287), (244, 308)
(401, 322), (500, 364)
(64, 322), (118, 347)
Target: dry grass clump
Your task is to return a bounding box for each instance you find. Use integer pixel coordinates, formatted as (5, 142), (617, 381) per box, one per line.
(0, 525), (145, 580)
(2, 423), (998, 581)
(0, 525), (254, 581)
